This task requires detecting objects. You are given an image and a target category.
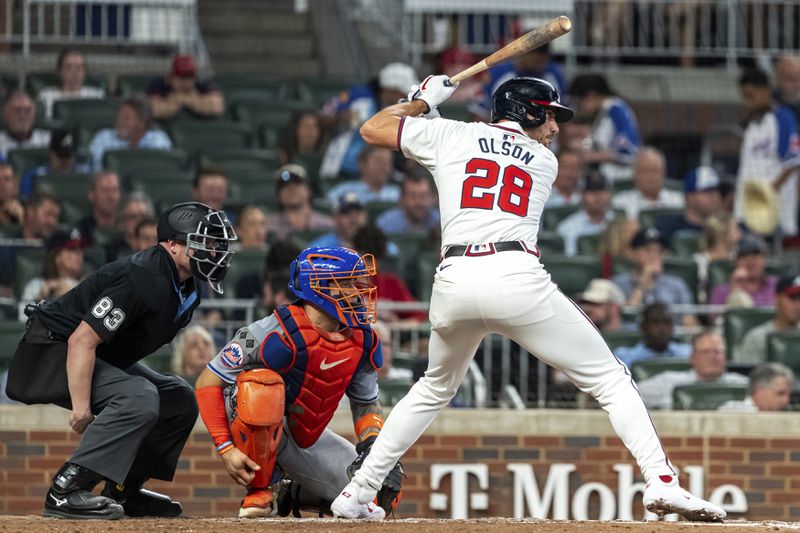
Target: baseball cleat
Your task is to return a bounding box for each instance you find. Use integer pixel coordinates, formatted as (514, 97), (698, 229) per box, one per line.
(239, 488), (274, 518)
(43, 488), (124, 520)
(331, 482), (385, 520)
(643, 475), (726, 522)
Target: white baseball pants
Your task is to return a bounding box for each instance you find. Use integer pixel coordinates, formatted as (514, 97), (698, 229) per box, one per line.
(352, 251), (675, 497)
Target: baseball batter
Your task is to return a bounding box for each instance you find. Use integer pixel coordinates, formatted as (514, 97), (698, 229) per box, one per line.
(331, 76), (726, 521)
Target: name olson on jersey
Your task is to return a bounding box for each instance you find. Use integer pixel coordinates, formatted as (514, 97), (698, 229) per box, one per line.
(478, 138), (534, 166)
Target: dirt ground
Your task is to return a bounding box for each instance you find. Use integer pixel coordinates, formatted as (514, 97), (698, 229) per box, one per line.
(0, 517), (797, 533)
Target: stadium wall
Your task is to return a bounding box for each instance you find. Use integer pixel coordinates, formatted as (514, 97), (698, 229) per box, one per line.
(0, 406), (798, 520)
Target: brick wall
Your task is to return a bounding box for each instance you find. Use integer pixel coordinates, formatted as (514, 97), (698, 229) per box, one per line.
(1, 407), (798, 520)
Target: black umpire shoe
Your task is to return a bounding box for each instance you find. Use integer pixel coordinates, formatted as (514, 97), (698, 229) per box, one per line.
(43, 463), (124, 520)
(102, 480), (182, 517)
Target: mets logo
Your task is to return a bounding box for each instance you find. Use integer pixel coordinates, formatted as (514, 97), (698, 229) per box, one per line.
(220, 342), (244, 368)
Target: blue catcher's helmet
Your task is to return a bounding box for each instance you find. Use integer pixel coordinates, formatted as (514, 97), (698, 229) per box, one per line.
(492, 77), (573, 129)
(288, 247), (377, 328)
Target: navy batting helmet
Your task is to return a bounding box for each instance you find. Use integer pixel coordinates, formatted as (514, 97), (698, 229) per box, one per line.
(491, 77), (573, 129)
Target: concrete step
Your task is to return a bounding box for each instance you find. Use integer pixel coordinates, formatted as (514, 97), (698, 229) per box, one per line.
(212, 58), (321, 77)
(199, 11), (308, 34)
(205, 36), (314, 58)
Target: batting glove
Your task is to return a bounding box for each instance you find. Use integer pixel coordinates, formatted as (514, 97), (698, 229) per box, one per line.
(408, 75), (457, 116)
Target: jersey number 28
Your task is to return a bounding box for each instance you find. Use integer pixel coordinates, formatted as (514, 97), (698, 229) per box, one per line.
(460, 158), (532, 217)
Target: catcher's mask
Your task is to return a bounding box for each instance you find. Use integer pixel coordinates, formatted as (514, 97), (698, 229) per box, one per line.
(288, 246), (377, 328)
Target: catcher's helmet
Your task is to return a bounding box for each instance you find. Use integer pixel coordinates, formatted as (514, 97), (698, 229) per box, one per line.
(157, 201), (237, 295)
(288, 247), (377, 328)
(491, 77), (573, 129)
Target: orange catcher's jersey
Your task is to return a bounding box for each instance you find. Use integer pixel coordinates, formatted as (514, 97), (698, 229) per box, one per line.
(398, 117), (557, 250)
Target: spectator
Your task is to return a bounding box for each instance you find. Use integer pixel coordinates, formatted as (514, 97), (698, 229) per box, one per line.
(734, 275), (800, 363)
(576, 278), (628, 333)
(485, 42), (567, 106)
(774, 55), (800, 123)
(612, 147), (683, 219)
(556, 168), (615, 256)
(376, 174), (439, 235)
(326, 146), (400, 206)
(76, 171), (121, 241)
(545, 148), (582, 208)
(277, 109), (327, 167)
(234, 205), (269, 251)
(170, 324), (216, 385)
(612, 227), (697, 325)
(147, 54), (224, 120)
(19, 129), (91, 198)
(18, 227), (85, 317)
(191, 166), (228, 213)
(88, 97), (172, 170)
(353, 224), (426, 322)
(0, 162), (23, 226)
(105, 191), (156, 260)
(437, 47), (481, 104)
(694, 213), (741, 302)
(320, 62), (418, 178)
(310, 192), (367, 249)
(0, 91), (51, 158)
(614, 303), (692, 367)
(265, 165), (333, 240)
(234, 240), (300, 320)
(131, 217), (158, 252)
(719, 362), (794, 412)
(37, 48), (105, 119)
(710, 234), (778, 308)
(568, 73), (641, 183)
(656, 166), (722, 245)
(598, 215), (639, 278)
(636, 331), (748, 410)
(735, 68), (800, 237)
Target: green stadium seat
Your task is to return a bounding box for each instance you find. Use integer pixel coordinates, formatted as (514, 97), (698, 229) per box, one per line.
(259, 124), (280, 149)
(169, 121), (254, 156)
(766, 331), (800, 375)
(143, 343), (173, 373)
(230, 97), (308, 129)
(27, 72), (107, 97)
(226, 169), (274, 205)
(142, 182), (195, 212)
(126, 168), (194, 189)
(638, 207), (683, 230)
(672, 383), (748, 410)
(537, 232), (565, 255)
(83, 245), (108, 271)
(35, 173), (93, 208)
(366, 201), (397, 223)
(723, 308), (774, 359)
(91, 227), (123, 247)
(0, 321), (26, 368)
(296, 79), (351, 106)
(7, 148), (49, 175)
(199, 148), (279, 176)
(439, 103), (471, 122)
(0, 224), (20, 237)
(116, 74), (159, 97)
(629, 358), (691, 381)
(103, 149), (189, 175)
(215, 76), (287, 101)
(662, 256), (699, 303)
(292, 153), (325, 182)
(671, 231), (701, 256)
(612, 180), (635, 193)
(378, 378), (413, 407)
(223, 249), (267, 297)
(289, 229), (330, 249)
(542, 205), (578, 231)
(14, 248), (46, 299)
(709, 258), (796, 292)
(603, 330), (642, 352)
(391, 351), (421, 372)
(52, 98), (119, 126)
(539, 255), (602, 297)
(413, 252), (439, 302)
(707, 259), (734, 290)
(576, 233), (601, 256)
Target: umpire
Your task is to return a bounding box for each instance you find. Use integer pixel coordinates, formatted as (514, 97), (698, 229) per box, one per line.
(5, 201), (237, 520)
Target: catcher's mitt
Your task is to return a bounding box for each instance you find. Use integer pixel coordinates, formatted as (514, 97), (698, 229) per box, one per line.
(347, 436), (405, 514)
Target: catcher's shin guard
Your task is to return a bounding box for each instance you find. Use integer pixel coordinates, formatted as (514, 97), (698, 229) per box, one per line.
(231, 369), (285, 489)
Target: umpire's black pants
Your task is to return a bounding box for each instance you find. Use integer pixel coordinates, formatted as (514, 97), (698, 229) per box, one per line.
(6, 316), (198, 484)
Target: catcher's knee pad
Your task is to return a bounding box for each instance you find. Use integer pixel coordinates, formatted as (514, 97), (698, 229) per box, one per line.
(231, 369), (285, 488)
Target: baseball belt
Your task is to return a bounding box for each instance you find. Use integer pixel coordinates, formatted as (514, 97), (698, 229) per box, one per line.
(443, 240), (540, 258)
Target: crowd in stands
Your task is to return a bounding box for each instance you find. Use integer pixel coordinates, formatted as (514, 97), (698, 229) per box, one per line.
(1, 42), (800, 410)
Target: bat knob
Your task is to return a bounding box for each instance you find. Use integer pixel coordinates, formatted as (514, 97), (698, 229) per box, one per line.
(443, 78), (454, 87)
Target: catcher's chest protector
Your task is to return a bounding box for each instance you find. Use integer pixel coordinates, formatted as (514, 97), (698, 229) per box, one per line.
(274, 305), (372, 448)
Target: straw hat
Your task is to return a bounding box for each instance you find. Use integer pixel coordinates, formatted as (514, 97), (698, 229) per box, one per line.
(742, 180), (779, 235)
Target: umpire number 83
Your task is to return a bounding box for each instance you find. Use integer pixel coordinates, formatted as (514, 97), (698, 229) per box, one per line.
(91, 297), (126, 331)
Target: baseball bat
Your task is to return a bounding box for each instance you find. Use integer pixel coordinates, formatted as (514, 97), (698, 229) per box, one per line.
(446, 15), (572, 86)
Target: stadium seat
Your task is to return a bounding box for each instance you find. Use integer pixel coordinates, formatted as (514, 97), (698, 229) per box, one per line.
(143, 343), (173, 373)
(630, 358), (691, 381)
(226, 169), (274, 205)
(671, 231), (701, 256)
(662, 256), (699, 303)
(723, 308), (774, 359)
(378, 378), (413, 407)
(52, 98), (119, 126)
(539, 255), (602, 298)
(223, 249), (267, 298)
(116, 73), (159, 97)
(413, 252), (440, 302)
(215, 76), (287, 101)
(612, 180), (635, 193)
(103, 149), (189, 175)
(126, 168), (194, 189)
(603, 330), (641, 352)
(7, 148), (49, 175)
(766, 331), (800, 375)
(230, 96), (308, 129)
(27, 72), (107, 97)
(638, 207), (683, 230)
(536, 232), (565, 255)
(366, 201), (397, 223)
(199, 148), (279, 176)
(707, 259), (734, 290)
(0, 320), (26, 367)
(289, 229), (330, 249)
(169, 121), (254, 156)
(576, 233), (601, 256)
(142, 182), (195, 213)
(439, 103), (471, 122)
(35, 172), (93, 208)
(541, 205), (579, 231)
(672, 383), (748, 410)
(83, 245), (108, 271)
(91, 227), (123, 247)
(291, 153), (325, 182)
(259, 124), (280, 149)
(296, 79), (351, 106)
(14, 248), (46, 299)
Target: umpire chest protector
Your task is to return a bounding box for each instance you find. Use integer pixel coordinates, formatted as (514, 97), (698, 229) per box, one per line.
(268, 305), (377, 448)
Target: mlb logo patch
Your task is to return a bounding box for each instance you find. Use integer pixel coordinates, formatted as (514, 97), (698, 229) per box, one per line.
(220, 342), (244, 368)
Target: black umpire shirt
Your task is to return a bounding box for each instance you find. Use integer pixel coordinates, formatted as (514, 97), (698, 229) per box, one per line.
(36, 245), (201, 369)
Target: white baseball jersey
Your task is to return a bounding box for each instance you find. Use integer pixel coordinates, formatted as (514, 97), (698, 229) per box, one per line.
(398, 117), (557, 250)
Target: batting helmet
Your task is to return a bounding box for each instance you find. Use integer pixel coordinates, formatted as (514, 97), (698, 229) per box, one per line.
(157, 201), (237, 294)
(491, 77), (573, 129)
(288, 247), (377, 328)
